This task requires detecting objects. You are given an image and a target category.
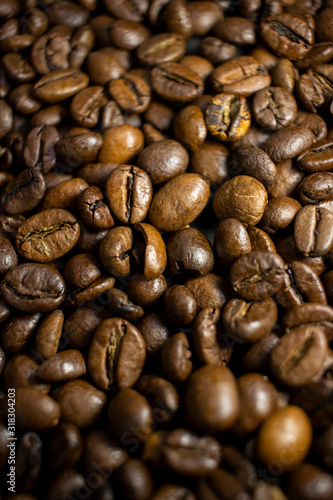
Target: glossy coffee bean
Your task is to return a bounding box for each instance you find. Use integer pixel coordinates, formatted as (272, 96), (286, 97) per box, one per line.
(253, 87), (297, 131)
(136, 33), (186, 66)
(214, 218), (251, 268)
(34, 69), (89, 103)
(161, 332), (192, 383)
(297, 139), (333, 172)
(294, 205), (333, 257)
(286, 463), (333, 500)
(151, 62), (204, 103)
(99, 125), (144, 165)
(235, 145), (277, 189)
(88, 317), (145, 391)
(136, 374), (179, 424)
(48, 422), (83, 471)
(185, 365), (240, 433)
(115, 459), (154, 500)
(264, 126), (314, 163)
(14, 388), (61, 430)
(35, 309), (64, 359)
(205, 93), (251, 142)
(83, 429), (128, 474)
(138, 140), (189, 185)
(185, 273), (229, 311)
(37, 350), (86, 383)
(163, 285), (197, 327)
(213, 17), (256, 45)
(192, 307), (224, 366)
(127, 273), (167, 307)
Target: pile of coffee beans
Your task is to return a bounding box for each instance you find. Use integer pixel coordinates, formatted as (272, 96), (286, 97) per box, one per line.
(0, 0), (333, 499)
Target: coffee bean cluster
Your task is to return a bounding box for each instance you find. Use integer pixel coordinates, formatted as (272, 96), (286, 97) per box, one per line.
(0, 0), (333, 499)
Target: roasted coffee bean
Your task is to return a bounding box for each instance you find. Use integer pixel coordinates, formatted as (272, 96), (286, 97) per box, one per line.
(185, 273), (229, 310)
(286, 463), (333, 500)
(151, 62), (204, 103)
(283, 303), (333, 342)
(108, 388), (153, 443)
(199, 37), (237, 66)
(13, 388), (61, 430)
(230, 250), (285, 301)
(3, 353), (49, 392)
(294, 111), (328, 142)
(105, 165), (153, 224)
(257, 406), (312, 471)
(261, 14), (314, 60)
(134, 222), (167, 280)
(192, 307), (224, 366)
(253, 86), (297, 131)
(163, 0), (192, 38)
(23, 125), (59, 173)
(1, 313), (41, 354)
(162, 428), (222, 477)
(1, 263), (66, 312)
(163, 285), (197, 327)
(297, 139), (333, 172)
(267, 158), (305, 199)
(15, 209), (80, 262)
(99, 226), (133, 277)
(297, 65), (333, 113)
(55, 128), (103, 168)
(167, 227), (214, 277)
(235, 145), (277, 189)
(211, 56), (271, 97)
(180, 55), (213, 82)
(270, 57), (299, 93)
(271, 325), (328, 386)
(223, 297), (278, 344)
(197, 468), (250, 500)
(1, 168), (45, 215)
(0, 236), (17, 275)
(88, 317), (145, 391)
(297, 172), (333, 205)
(137, 33), (186, 66)
(109, 73), (151, 114)
(63, 305), (107, 350)
(110, 20), (150, 50)
(151, 485), (196, 500)
(260, 196), (301, 234)
(70, 86), (106, 128)
(37, 350), (86, 383)
(65, 275), (116, 307)
(248, 224), (276, 251)
(137, 139), (188, 185)
(86, 50), (124, 86)
(294, 205), (333, 257)
(35, 309), (64, 359)
(185, 365), (240, 433)
(78, 186), (114, 231)
(77, 163), (118, 188)
(104, 0), (148, 22)
(127, 273), (167, 306)
(107, 288), (144, 323)
(264, 126), (314, 163)
(233, 374), (277, 436)
(48, 422), (83, 471)
(214, 218), (252, 268)
(137, 311), (173, 355)
(190, 140), (229, 184)
(205, 93), (251, 142)
(149, 173), (210, 232)
(315, 7), (333, 42)
(213, 175), (268, 226)
(276, 260), (327, 308)
(136, 374), (179, 424)
(161, 332), (192, 383)
(242, 332), (280, 373)
(213, 17), (256, 45)
(41, 178), (89, 212)
(115, 459), (154, 500)
(34, 69), (89, 103)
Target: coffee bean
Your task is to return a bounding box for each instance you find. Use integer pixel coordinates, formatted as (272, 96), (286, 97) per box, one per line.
(214, 218), (252, 268)
(235, 145), (277, 189)
(99, 226), (133, 277)
(297, 139), (333, 172)
(15, 209), (80, 262)
(1, 263), (66, 312)
(264, 126), (314, 163)
(192, 306), (224, 365)
(1, 313), (41, 354)
(84, 429), (127, 474)
(199, 37), (237, 65)
(260, 196), (301, 234)
(37, 350), (86, 383)
(14, 388), (61, 430)
(283, 303), (333, 342)
(294, 111), (328, 141)
(270, 57), (299, 93)
(70, 86), (106, 128)
(205, 93), (251, 142)
(261, 13), (314, 60)
(115, 459), (154, 500)
(297, 172), (333, 204)
(0, 236), (17, 275)
(23, 125), (59, 173)
(161, 332), (192, 383)
(48, 422), (83, 471)
(136, 374), (179, 424)
(294, 205), (333, 257)
(230, 250), (285, 301)
(109, 73), (151, 114)
(127, 273), (167, 307)
(151, 62), (204, 103)
(137, 33), (186, 66)
(163, 285), (197, 327)
(271, 325), (328, 386)
(34, 69), (89, 103)
(3, 353), (49, 393)
(213, 17), (256, 45)
(35, 309), (64, 359)
(286, 463), (333, 500)
(185, 273), (229, 310)
(190, 140), (229, 185)
(134, 222), (167, 280)
(88, 317), (145, 391)
(253, 86), (297, 131)
(78, 186), (114, 231)
(223, 297), (278, 344)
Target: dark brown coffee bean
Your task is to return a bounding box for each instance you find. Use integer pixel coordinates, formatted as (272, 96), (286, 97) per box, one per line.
(1, 263), (66, 312)
(46, 2), (89, 27)
(23, 125), (59, 173)
(253, 86), (297, 131)
(48, 422), (83, 471)
(192, 307), (224, 366)
(63, 305), (107, 350)
(31, 104), (68, 128)
(9, 83), (43, 115)
(134, 222), (167, 280)
(55, 128), (103, 169)
(297, 139), (333, 172)
(84, 429), (127, 475)
(14, 388), (61, 430)
(108, 388), (153, 443)
(109, 73), (151, 114)
(149, 173), (210, 232)
(214, 218), (251, 268)
(180, 55), (213, 81)
(78, 186), (114, 231)
(99, 124), (144, 165)
(163, 285), (197, 327)
(316, 7), (333, 42)
(104, 0), (148, 22)
(162, 428), (222, 477)
(297, 172), (333, 204)
(185, 365), (240, 433)
(173, 104), (207, 151)
(53, 379), (107, 429)
(110, 20), (149, 50)
(2, 53), (35, 83)
(3, 353), (49, 392)
(35, 309), (64, 359)
(233, 374), (277, 435)
(63, 253), (101, 290)
(211, 56), (271, 97)
(199, 37), (237, 65)
(248, 227), (275, 252)
(151, 485), (196, 500)
(197, 468), (250, 500)
(137, 33), (186, 66)
(34, 68), (89, 103)
(223, 297), (278, 344)
(0, 236), (17, 275)
(31, 32), (71, 75)
(0, 98), (13, 139)
(70, 86), (106, 128)
(271, 325), (327, 386)
(77, 163), (118, 189)
(264, 126), (314, 163)
(270, 57), (299, 93)
(65, 275), (116, 308)
(151, 62), (204, 103)
(276, 261), (327, 308)
(286, 463), (333, 500)
(161, 332), (192, 383)
(37, 350), (86, 383)
(235, 145), (277, 189)
(107, 288), (144, 323)
(105, 165), (153, 225)
(294, 205), (333, 257)
(267, 158), (305, 198)
(190, 140), (229, 185)
(185, 273), (229, 310)
(1, 168), (45, 215)
(137, 311), (173, 355)
(163, 0), (192, 38)
(137, 374), (179, 424)
(230, 250), (285, 301)
(88, 317), (145, 391)
(261, 14), (314, 60)
(15, 209), (80, 262)
(213, 175), (268, 226)
(127, 273), (167, 307)
(1, 313), (41, 354)
(205, 93), (251, 142)
(115, 459), (154, 500)
(137, 139), (189, 185)
(283, 303), (333, 342)
(99, 226), (133, 277)
(260, 196), (301, 234)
